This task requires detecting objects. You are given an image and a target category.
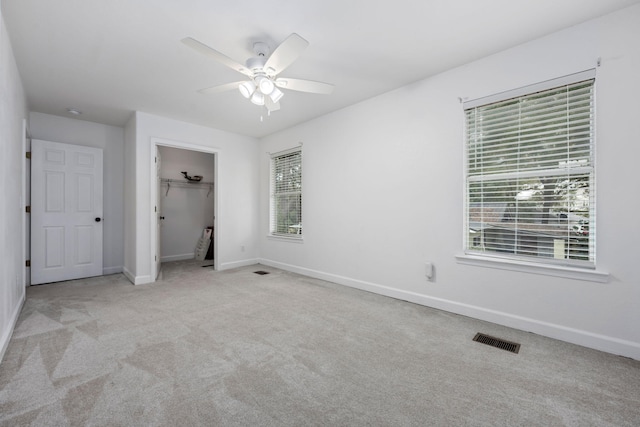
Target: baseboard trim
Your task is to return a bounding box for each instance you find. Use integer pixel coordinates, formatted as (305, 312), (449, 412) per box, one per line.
(103, 266), (123, 275)
(160, 253), (194, 262)
(0, 289), (25, 364)
(258, 258), (640, 360)
(122, 266), (135, 284)
(133, 275), (153, 285)
(122, 267), (153, 285)
(219, 259), (259, 271)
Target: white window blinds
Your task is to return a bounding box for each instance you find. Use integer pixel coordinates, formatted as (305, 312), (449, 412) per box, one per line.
(271, 149), (302, 236)
(464, 73), (595, 267)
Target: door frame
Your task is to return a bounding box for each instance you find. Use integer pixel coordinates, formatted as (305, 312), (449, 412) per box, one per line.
(149, 137), (219, 277)
(23, 119), (30, 286)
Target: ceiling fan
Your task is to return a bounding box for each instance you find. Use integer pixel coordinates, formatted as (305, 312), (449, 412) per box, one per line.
(181, 33), (334, 112)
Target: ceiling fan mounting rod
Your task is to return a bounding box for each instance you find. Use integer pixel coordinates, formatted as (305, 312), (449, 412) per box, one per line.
(252, 41), (270, 57)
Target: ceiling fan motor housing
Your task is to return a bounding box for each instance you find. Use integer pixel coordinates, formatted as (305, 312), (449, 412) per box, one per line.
(246, 56), (266, 73)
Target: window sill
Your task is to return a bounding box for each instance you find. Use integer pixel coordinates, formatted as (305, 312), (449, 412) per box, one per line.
(267, 234), (304, 244)
(455, 254), (609, 283)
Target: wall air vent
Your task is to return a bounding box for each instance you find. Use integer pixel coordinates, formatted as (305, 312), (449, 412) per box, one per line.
(473, 333), (520, 354)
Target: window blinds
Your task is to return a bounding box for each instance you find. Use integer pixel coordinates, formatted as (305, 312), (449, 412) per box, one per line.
(464, 75), (595, 266)
(271, 149), (302, 236)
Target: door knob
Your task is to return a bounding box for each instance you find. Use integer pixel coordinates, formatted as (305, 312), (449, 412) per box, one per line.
(95, 217), (102, 222)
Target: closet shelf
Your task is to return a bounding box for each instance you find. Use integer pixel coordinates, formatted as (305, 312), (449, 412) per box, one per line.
(161, 178), (214, 197)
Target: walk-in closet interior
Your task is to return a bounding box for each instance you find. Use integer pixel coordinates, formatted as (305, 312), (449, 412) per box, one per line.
(158, 146), (215, 269)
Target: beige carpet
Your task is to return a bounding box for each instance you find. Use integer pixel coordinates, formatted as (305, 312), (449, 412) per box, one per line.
(1, 261), (639, 426)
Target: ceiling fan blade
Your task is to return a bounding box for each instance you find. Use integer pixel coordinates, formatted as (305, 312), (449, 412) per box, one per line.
(275, 78), (334, 95)
(181, 37), (252, 77)
(263, 33), (309, 76)
(198, 81), (245, 95)
(265, 97), (281, 112)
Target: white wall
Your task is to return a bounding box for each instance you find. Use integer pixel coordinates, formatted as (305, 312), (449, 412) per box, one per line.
(125, 111), (259, 284)
(259, 5), (640, 359)
(123, 113), (137, 281)
(158, 146), (215, 261)
(0, 9), (28, 361)
(29, 112), (125, 275)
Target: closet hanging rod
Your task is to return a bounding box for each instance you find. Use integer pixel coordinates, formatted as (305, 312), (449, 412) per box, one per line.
(161, 178), (214, 185)
(161, 178), (214, 197)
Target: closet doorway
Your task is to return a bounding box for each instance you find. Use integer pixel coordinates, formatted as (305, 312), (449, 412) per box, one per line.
(150, 138), (218, 279)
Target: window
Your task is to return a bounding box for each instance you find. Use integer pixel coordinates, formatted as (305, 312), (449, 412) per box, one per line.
(464, 71), (595, 268)
(270, 148), (302, 237)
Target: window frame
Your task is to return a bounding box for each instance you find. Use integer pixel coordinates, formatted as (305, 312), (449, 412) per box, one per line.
(269, 146), (303, 240)
(458, 70), (608, 282)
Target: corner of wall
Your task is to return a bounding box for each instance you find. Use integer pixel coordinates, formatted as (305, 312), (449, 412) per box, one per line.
(0, 10), (29, 363)
(123, 112), (138, 279)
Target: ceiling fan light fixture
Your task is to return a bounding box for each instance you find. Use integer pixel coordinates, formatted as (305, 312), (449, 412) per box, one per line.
(250, 91), (265, 106)
(238, 81), (256, 98)
(256, 75), (275, 95)
(269, 87), (284, 103)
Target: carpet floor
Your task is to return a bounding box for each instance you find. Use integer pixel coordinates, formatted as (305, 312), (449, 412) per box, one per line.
(1, 261), (639, 426)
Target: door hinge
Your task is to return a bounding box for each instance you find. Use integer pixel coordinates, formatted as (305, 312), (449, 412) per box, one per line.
(25, 260), (31, 267)
(155, 255), (157, 261)
(155, 156), (157, 163)
(26, 151), (31, 159)
(25, 205), (31, 213)
(155, 206), (157, 212)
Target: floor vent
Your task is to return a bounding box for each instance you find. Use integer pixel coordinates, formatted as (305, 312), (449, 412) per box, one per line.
(473, 333), (520, 354)
(254, 271), (270, 275)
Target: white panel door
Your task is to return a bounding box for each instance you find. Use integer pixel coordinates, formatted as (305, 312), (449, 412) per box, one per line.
(31, 139), (103, 285)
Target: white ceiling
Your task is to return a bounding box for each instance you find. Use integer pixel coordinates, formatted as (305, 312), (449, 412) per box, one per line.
(3, 0), (639, 138)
